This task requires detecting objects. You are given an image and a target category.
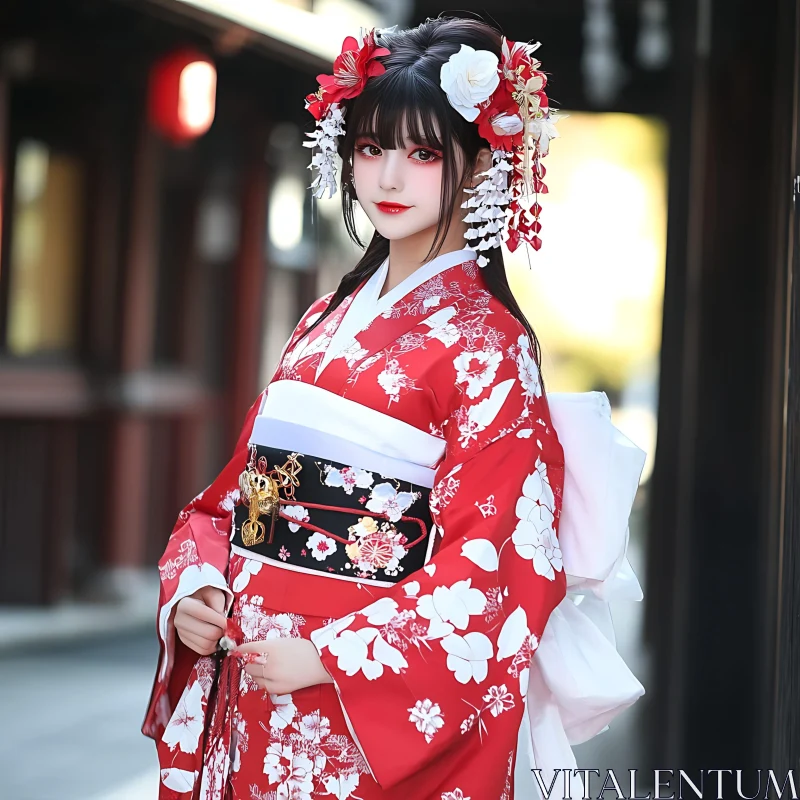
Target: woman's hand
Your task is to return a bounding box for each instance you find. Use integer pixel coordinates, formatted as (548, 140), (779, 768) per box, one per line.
(173, 586), (228, 655)
(235, 639), (334, 695)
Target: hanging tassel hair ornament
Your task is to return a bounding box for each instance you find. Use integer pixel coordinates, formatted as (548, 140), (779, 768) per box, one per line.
(440, 37), (561, 264)
(303, 29), (390, 199)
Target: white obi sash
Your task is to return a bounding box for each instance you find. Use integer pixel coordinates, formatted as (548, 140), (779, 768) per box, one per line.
(256, 381), (647, 794)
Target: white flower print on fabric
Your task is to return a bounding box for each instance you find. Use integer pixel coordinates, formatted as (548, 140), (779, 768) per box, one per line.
(453, 378), (516, 447)
(220, 488), (241, 513)
(442, 790), (471, 800)
(483, 684), (515, 717)
(237, 596), (305, 643)
(376, 358), (419, 406)
(232, 557), (262, 592)
(313, 598), (416, 680)
(513, 332), (543, 401)
(333, 337), (370, 367)
(322, 464), (374, 495)
(162, 679), (206, 754)
(263, 742), (314, 797)
(408, 698), (445, 743)
(416, 578), (488, 639)
(258, 690), (369, 799)
(440, 631), (494, 684)
(323, 772), (361, 799)
(460, 684), (515, 742)
(306, 531), (338, 561)
(160, 768), (198, 792)
(512, 456), (563, 581)
(269, 693), (299, 731)
(327, 626), (408, 680)
(299, 710), (331, 742)
(422, 306), (461, 348)
(365, 482), (420, 523)
(453, 349), (503, 398)
(283, 503), (310, 532)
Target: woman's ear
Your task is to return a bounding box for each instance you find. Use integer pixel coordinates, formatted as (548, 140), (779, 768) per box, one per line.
(472, 147), (492, 182)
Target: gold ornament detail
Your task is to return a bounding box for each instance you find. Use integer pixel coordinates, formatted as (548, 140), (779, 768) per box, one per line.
(238, 453), (303, 546)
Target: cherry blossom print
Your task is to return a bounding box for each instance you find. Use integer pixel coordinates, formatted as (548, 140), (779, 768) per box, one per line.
(513, 332), (542, 401)
(453, 349), (503, 398)
(237, 598), (305, 642)
(282, 503), (310, 532)
(364, 482), (420, 523)
(422, 306), (461, 348)
(408, 698), (445, 743)
(299, 710), (331, 742)
(512, 456), (563, 580)
(263, 742), (314, 797)
(306, 531), (338, 561)
(483, 684), (515, 717)
(376, 358), (420, 405)
(441, 790), (471, 800)
(321, 464), (374, 495)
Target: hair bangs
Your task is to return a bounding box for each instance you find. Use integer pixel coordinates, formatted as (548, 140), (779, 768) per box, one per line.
(349, 73), (451, 153)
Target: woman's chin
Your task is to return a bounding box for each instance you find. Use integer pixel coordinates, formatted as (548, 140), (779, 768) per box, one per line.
(370, 218), (439, 242)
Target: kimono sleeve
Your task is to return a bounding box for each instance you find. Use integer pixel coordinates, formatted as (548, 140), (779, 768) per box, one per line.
(142, 293), (334, 740)
(309, 333), (568, 790)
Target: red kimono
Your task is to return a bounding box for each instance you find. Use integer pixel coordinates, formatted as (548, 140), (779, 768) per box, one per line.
(143, 248), (570, 800)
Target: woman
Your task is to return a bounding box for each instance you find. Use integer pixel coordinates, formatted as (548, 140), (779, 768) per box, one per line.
(143, 17), (646, 800)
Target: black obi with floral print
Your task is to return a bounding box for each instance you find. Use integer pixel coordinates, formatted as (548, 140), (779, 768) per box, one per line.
(231, 443), (434, 584)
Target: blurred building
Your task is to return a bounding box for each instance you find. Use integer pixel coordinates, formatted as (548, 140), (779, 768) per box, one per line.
(0, 0), (391, 606)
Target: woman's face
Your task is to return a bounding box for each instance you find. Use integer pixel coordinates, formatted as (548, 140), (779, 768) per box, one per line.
(352, 120), (455, 241)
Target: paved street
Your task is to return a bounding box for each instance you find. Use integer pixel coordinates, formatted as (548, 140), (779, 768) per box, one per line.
(0, 629), (161, 800)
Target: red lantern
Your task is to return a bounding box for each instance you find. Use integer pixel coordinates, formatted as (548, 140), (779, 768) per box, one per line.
(148, 47), (217, 144)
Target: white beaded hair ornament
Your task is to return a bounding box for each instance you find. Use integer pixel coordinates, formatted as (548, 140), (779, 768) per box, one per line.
(304, 28), (560, 264)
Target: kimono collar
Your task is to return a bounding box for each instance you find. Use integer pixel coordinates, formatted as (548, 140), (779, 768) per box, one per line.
(315, 247), (477, 382)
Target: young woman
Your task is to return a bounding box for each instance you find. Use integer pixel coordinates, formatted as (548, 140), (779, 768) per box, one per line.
(143, 17), (647, 800)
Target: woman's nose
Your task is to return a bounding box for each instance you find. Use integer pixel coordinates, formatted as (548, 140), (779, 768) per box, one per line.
(378, 151), (404, 192)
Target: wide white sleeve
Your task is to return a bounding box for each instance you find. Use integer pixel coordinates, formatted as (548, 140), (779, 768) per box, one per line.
(515, 391), (648, 800)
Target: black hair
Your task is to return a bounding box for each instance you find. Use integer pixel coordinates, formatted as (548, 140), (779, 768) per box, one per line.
(300, 15), (547, 395)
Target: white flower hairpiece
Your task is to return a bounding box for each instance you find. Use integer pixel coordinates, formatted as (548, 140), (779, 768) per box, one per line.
(438, 44), (500, 122)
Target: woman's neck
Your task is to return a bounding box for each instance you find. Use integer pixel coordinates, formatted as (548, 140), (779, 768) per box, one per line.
(379, 217), (470, 299)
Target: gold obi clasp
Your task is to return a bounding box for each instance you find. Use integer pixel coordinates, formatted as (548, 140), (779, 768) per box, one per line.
(238, 452), (303, 546)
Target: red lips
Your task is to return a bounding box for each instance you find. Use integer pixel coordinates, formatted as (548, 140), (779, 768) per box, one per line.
(375, 201), (412, 214)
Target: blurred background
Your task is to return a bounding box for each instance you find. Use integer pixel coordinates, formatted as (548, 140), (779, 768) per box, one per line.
(0, 0), (797, 798)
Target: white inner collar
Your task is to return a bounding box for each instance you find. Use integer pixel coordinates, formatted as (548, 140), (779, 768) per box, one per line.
(315, 247), (477, 381)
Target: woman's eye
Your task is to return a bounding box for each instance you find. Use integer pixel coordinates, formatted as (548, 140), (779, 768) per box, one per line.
(357, 143), (382, 157)
(410, 148), (440, 163)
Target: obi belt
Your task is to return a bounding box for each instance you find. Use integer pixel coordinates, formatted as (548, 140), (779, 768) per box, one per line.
(230, 442), (435, 586)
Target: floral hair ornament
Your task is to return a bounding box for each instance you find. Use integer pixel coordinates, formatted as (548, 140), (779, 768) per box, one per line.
(440, 38), (561, 264)
(303, 29), (391, 199)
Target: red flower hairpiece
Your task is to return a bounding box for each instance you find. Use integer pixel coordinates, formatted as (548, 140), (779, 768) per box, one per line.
(303, 29), (390, 198)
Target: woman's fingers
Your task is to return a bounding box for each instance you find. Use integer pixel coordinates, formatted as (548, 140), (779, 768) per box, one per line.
(179, 597), (229, 629)
(176, 614), (224, 642)
(233, 640), (272, 655)
(178, 631), (217, 655)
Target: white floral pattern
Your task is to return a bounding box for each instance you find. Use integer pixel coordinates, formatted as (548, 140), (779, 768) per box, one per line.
(408, 698), (445, 743)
